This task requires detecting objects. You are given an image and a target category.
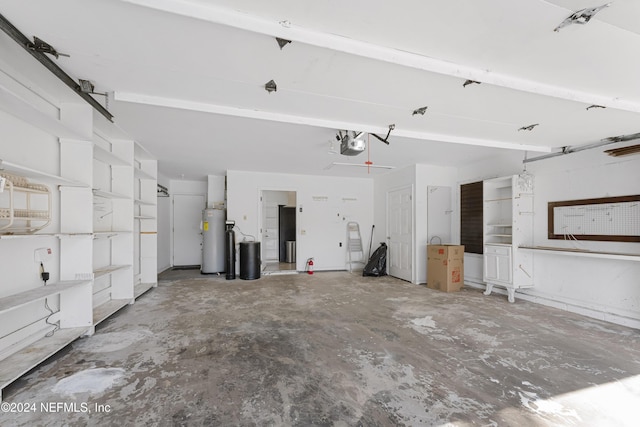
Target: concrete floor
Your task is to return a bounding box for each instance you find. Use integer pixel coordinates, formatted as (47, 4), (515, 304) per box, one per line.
(3, 271), (640, 426)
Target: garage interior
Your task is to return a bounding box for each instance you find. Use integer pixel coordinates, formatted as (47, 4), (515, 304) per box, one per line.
(1, 0), (639, 425)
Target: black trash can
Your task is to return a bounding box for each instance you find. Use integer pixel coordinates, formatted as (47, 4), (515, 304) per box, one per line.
(239, 241), (261, 280)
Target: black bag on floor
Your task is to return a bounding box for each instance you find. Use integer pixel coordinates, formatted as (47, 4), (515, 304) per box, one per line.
(363, 243), (387, 277)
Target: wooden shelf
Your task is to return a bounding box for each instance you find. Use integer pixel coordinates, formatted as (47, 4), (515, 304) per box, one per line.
(93, 231), (132, 239)
(93, 189), (130, 199)
(519, 246), (640, 262)
(0, 159), (87, 187)
(134, 142), (154, 160)
(93, 145), (130, 166)
(134, 167), (155, 180)
(93, 298), (130, 326)
(0, 326), (88, 400)
(134, 215), (156, 220)
(93, 264), (132, 279)
(0, 280), (91, 316)
(134, 199), (156, 206)
(485, 197), (511, 202)
(134, 282), (155, 299)
(0, 233), (92, 240)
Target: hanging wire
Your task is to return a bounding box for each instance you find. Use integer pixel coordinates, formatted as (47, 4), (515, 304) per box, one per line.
(44, 298), (59, 337)
(233, 224), (256, 241)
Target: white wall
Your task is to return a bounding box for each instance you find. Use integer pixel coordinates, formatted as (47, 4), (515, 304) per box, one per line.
(227, 170), (374, 272)
(457, 149), (640, 328)
(157, 172), (171, 273)
(207, 175), (225, 207)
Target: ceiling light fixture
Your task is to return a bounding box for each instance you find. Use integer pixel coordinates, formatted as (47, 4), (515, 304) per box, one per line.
(412, 106), (428, 116)
(554, 3), (611, 32)
(518, 124), (539, 132)
(463, 79), (481, 88)
(264, 79), (277, 93)
(275, 37), (291, 49)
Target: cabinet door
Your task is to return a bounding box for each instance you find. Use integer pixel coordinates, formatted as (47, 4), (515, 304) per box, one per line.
(484, 245), (512, 284)
(496, 254), (512, 283)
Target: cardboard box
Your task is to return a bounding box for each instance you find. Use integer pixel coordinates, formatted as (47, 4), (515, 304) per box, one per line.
(427, 245), (464, 292)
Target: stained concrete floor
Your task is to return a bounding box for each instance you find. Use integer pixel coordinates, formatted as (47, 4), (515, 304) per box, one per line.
(3, 271), (640, 426)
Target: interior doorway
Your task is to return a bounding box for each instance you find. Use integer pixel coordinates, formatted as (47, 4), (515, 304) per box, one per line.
(260, 190), (297, 274)
(172, 193), (206, 267)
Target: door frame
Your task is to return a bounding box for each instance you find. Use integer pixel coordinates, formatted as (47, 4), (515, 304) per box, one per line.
(257, 188), (298, 268)
(386, 184), (415, 283)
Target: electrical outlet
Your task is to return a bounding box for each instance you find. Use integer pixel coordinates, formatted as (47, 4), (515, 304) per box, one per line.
(34, 247), (53, 263)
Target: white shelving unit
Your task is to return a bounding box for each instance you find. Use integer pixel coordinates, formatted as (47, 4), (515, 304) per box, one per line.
(0, 43), (157, 400)
(482, 175), (534, 302)
(133, 143), (158, 298)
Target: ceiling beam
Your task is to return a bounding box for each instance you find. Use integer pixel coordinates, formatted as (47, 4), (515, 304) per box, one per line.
(120, 0), (640, 114)
(113, 91), (552, 153)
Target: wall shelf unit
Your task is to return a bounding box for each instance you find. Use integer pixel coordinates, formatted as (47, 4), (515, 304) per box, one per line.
(483, 174), (534, 303)
(0, 48), (157, 400)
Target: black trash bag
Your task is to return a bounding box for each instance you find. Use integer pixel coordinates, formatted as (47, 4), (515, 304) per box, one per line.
(363, 243), (387, 277)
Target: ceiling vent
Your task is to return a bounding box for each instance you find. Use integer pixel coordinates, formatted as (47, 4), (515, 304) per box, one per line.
(338, 131), (366, 156)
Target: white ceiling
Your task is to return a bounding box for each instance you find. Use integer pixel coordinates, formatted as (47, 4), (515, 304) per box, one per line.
(2, 0), (639, 179)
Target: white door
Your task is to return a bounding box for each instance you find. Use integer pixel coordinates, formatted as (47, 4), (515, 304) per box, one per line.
(262, 202), (279, 261)
(173, 194), (205, 266)
(427, 186), (451, 244)
(388, 187), (413, 281)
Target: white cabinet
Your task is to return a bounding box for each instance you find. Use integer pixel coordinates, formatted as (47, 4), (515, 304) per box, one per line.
(484, 244), (512, 284)
(483, 175), (534, 302)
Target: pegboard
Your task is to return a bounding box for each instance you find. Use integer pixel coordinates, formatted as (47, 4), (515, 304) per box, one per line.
(548, 195), (640, 242)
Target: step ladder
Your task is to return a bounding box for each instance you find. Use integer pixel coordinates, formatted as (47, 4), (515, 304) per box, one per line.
(347, 222), (365, 272)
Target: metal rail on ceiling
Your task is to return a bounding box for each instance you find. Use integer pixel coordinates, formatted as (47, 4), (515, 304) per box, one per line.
(0, 12), (114, 122)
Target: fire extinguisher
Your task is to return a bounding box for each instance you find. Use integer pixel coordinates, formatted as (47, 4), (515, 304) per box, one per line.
(306, 258), (314, 275)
